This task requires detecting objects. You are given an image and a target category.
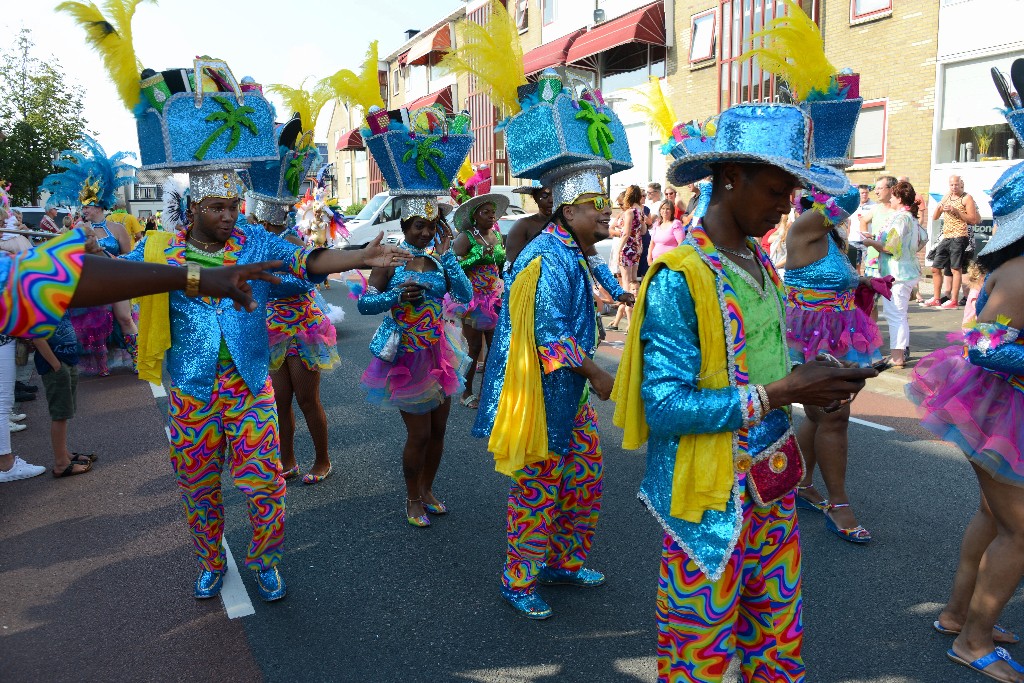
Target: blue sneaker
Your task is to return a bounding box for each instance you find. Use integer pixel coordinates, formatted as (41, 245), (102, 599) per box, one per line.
(537, 566), (606, 587)
(254, 567), (287, 602)
(193, 569), (225, 599)
(500, 587), (552, 620)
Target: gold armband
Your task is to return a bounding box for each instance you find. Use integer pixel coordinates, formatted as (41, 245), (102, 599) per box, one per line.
(185, 262), (201, 297)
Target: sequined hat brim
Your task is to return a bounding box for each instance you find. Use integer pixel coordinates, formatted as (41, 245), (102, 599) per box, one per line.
(246, 191), (292, 226)
(666, 152), (850, 196)
(452, 193), (511, 232)
(979, 161), (1024, 257)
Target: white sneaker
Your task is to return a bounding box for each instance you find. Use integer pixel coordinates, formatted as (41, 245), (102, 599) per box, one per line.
(10, 412), (26, 422)
(0, 456), (46, 482)
(9, 421), (26, 433)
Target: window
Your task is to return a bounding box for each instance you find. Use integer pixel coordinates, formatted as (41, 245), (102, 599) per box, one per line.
(392, 68), (400, 96)
(601, 45), (667, 94)
(718, 0), (818, 110)
(848, 99), (887, 166)
(515, 0), (528, 31)
(543, 0), (555, 25)
(850, 0), (891, 22)
(690, 9), (717, 64)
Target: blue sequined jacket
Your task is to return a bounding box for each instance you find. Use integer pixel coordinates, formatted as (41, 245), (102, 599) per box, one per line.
(474, 223), (598, 456)
(123, 225), (324, 400)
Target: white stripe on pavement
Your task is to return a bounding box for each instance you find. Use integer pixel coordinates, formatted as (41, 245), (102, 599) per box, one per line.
(149, 381), (166, 398)
(162, 400), (256, 619)
(793, 404), (894, 432)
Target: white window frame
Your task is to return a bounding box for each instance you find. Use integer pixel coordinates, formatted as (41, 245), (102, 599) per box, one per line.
(689, 8), (717, 64)
(850, 0), (892, 24)
(515, 0), (529, 33)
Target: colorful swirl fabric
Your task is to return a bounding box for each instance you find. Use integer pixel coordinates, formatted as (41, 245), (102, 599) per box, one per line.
(168, 359), (285, 572)
(503, 402), (602, 592)
(785, 285), (856, 312)
(395, 299), (444, 352)
(1, 229), (86, 338)
(655, 492), (803, 682)
(538, 336), (587, 374)
(462, 263), (504, 331)
(267, 292), (339, 372)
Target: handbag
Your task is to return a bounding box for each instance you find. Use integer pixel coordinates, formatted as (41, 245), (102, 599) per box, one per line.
(369, 315), (401, 362)
(742, 429), (805, 507)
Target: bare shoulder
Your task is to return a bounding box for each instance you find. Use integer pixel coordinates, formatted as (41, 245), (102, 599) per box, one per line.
(982, 257), (1024, 325)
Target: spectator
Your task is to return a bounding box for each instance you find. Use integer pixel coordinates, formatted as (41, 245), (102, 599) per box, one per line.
(684, 181), (701, 216)
(846, 184), (875, 273)
(608, 191), (625, 278)
(610, 185), (645, 331)
(638, 182), (661, 279)
(663, 185), (684, 220)
(923, 174), (981, 310)
(647, 200), (685, 264)
(39, 206), (61, 235)
(62, 215), (73, 231)
(145, 215), (158, 232)
(859, 176), (897, 276)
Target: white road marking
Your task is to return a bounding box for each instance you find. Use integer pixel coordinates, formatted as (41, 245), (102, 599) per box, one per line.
(163, 411), (256, 619)
(793, 404), (894, 432)
(149, 381), (166, 398)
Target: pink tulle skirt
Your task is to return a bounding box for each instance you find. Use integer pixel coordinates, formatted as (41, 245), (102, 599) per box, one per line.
(69, 305), (135, 375)
(907, 345), (1024, 487)
(360, 324), (470, 414)
(785, 305), (884, 367)
(445, 265), (504, 331)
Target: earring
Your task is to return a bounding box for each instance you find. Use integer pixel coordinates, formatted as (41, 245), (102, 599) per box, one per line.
(725, 183), (734, 190)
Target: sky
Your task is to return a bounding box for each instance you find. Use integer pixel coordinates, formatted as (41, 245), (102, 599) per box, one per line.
(2, 0), (463, 156)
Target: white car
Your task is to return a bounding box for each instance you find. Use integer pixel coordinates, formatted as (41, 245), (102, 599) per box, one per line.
(337, 193), (458, 249)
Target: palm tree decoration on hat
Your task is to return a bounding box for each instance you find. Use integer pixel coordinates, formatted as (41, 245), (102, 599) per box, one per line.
(403, 136), (450, 188)
(576, 100), (615, 159)
(195, 96), (258, 161)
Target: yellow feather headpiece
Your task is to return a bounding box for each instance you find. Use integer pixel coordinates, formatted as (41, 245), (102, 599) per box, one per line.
(630, 77), (677, 147)
(265, 79), (333, 135)
(439, 0), (526, 118)
(56, 0), (151, 111)
(740, 0), (836, 101)
(320, 42), (386, 115)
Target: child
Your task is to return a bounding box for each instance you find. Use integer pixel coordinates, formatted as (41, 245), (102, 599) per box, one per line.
(33, 311), (93, 478)
(962, 261), (987, 324)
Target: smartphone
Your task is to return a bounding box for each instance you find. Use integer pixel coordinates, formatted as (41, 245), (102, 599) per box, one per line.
(871, 358), (891, 372)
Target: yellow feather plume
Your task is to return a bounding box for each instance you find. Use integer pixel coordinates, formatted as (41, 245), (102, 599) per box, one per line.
(56, 0), (150, 111)
(266, 79), (333, 134)
(740, 0), (836, 101)
(630, 77), (677, 146)
(439, 0), (526, 118)
(320, 41), (386, 115)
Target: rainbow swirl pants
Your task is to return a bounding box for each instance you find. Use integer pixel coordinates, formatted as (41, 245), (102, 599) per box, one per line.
(168, 360), (285, 573)
(656, 493), (803, 682)
(503, 402), (602, 592)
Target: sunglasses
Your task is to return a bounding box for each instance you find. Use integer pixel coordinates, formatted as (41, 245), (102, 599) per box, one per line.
(572, 196), (611, 210)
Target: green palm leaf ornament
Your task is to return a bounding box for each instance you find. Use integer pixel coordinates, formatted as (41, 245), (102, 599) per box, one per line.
(195, 96), (258, 161)
(575, 100), (615, 159)
(284, 150), (310, 196)
(401, 136), (450, 188)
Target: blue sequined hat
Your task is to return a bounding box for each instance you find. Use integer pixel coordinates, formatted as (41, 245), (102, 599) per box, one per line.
(362, 105), (474, 222)
(504, 71), (632, 180)
(1007, 110), (1024, 148)
(979, 161), (1024, 257)
(40, 134), (136, 209)
(666, 103), (850, 196)
(802, 98), (862, 169)
(136, 59), (278, 171)
(246, 114), (321, 225)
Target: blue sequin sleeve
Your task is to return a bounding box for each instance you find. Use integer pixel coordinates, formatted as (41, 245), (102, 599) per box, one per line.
(358, 285), (401, 315)
(535, 253), (585, 370)
(269, 273), (316, 300)
(441, 251), (473, 304)
(261, 231), (326, 284)
(589, 255), (626, 299)
(965, 323), (1024, 374)
(121, 238), (146, 262)
(639, 268), (744, 437)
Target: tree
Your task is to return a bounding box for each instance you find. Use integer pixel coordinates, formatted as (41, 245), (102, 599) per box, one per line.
(0, 28), (90, 205)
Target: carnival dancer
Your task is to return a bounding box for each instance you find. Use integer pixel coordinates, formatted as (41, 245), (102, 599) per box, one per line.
(613, 99), (877, 680)
(41, 135), (140, 375)
(448, 193), (508, 409)
(784, 186), (884, 544)
(907, 102), (1024, 682)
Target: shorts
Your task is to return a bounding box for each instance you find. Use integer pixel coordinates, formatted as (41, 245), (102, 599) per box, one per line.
(932, 236), (971, 272)
(42, 362), (79, 421)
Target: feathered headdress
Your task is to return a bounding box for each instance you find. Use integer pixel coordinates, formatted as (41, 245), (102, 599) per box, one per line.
(320, 41), (386, 115)
(55, 0), (150, 111)
(40, 134), (136, 209)
(265, 79), (334, 134)
(630, 77), (678, 152)
(162, 176), (189, 230)
(439, 0), (526, 118)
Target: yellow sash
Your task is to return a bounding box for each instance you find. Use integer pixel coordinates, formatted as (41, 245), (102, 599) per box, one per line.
(136, 232), (173, 384)
(611, 245), (734, 523)
(488, 256), (549, 476)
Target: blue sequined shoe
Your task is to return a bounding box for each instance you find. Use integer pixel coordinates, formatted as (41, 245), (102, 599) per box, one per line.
(254, 567), (286, 602)
(537, 566), (606, 587)
(193, 569), (225, 599)
(500, 587), (552, 620)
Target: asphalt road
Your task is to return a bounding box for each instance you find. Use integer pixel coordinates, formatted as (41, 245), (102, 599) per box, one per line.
(2, 280), (1020, 683)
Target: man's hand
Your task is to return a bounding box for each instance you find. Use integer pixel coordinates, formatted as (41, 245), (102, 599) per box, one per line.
(617, 292), (635, 306)
(359, 233), (413, 268)
(589, 367), (615, 401)
(200, 260), (285, 312)
(765, 359), (877, 409)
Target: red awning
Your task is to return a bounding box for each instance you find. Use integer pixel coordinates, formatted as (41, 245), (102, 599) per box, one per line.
(407, 85), (454, 115)
(407, 24), (452, 66)
(522, 28), (586, 75)
(566, 2), (666, 65)
(397, 51), (410, 68)
(335, 129), (363, 151)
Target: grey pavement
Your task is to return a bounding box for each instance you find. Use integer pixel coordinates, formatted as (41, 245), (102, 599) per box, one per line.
(1, 280), (1019, 682)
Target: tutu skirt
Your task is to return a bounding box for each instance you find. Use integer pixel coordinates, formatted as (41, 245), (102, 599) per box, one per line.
(907, 345), (1024, 487)
(446, 265), (503, 331)
(360, 324), (470, 414)
(785, 305), (884, 366)
(267, 294), (341, 372)
(70, 305), (135, 375)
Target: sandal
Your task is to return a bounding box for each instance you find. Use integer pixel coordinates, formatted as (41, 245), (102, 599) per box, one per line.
(72, 452), (98, 463)
(53, 460), (92, 478)
(824, 503), (871, 543)
(302, 466), (332, 485)
(460, 394), (480, 409)
(795, 485), (828, 514)
(281, 465), (300, 480)
(947, 646), (1024, 682)
(934, 621), (1020, 645)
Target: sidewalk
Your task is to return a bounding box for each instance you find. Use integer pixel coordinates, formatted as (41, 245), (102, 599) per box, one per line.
(0, 371), (259, 682)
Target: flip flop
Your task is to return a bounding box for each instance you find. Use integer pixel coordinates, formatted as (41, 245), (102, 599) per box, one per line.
(53, 460), (92, 478)
(72, 452), (98, 463)
(460, 394), (479, 409)
(934, 621), (1020, 644)
(947, 647), (1024, 682)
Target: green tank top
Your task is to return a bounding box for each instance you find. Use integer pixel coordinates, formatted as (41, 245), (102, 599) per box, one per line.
(186, 248), (232, 362)
(461, 230), (505, 269)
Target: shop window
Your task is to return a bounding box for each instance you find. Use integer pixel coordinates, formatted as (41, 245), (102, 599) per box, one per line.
(690, 9), (717, 64)
(848, 99), (887, 166)
(515, 0), (528, 32)
(601, 44), (667, 95)
(851, 0), (891, 23)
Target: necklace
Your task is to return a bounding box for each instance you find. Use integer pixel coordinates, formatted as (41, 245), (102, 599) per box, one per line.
(186, 240), (226, 258)
(717, 244), (754, 261)
(187, 230), (222, 248)
(399, 240), (429, 257)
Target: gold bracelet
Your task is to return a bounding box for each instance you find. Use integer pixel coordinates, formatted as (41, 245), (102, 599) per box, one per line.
(185, 262), (201, 297)
(755, 384), (771, 414)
